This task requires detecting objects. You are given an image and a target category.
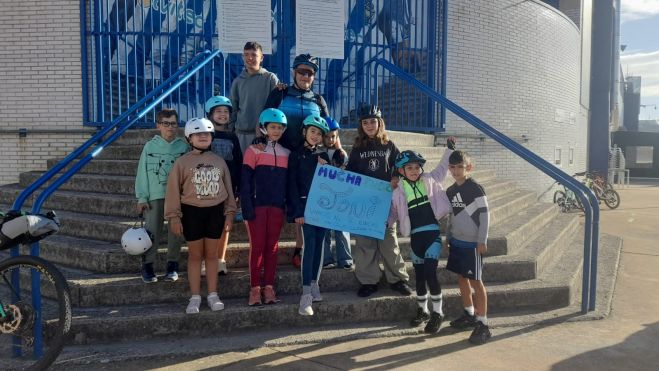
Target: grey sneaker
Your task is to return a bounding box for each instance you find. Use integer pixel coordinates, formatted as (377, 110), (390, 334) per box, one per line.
(207, 293), (225, 312)
(164, 261), (179, 282)
(311, 281), (323, 302)
(186, 295), (201, 314)
(298, 294), (314, 316)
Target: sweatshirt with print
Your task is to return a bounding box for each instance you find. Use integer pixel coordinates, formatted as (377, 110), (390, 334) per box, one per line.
(346, 139), (400, 181)
(164, 151), (237, 225)
(135, 135), (188, 203)
(446, 178), (489, 244)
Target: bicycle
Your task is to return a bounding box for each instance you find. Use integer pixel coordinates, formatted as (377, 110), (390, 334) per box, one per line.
(1, 210), (72, 371)
(553, 182), (583, 213)
(579, 171), (621, 209)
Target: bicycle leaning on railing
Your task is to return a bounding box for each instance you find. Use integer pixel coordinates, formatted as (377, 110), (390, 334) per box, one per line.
(0, 210), (72, 370)
(553, 172), (621, 212)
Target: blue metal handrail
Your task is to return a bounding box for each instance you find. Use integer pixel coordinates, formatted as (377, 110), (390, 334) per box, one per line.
(10, 49), (220, 360)
(368, 58), (600, 314)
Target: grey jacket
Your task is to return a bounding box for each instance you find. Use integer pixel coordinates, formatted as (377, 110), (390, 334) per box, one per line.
(229, 67), (279, 133)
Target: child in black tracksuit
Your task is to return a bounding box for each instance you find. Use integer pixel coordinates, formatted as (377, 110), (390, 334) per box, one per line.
(287, 115), (331, 316)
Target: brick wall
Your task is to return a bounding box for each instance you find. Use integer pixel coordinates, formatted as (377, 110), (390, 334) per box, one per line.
(444, 0), (587, 197)
(0, 0), (86, 185)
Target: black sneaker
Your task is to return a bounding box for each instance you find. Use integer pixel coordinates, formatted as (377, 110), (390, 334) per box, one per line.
(357, 284), (378, 297)
(410, 308), (430, 327)
(390, 281), (413, 296)
(469, 321), (492, 345)
(424, 312), (444, 334)
(449, 310), (478, 330)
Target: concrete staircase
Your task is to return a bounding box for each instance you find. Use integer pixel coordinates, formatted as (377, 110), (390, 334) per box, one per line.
(0, 129), (615, 346)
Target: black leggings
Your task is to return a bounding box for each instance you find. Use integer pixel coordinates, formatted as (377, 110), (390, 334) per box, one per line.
(413, 258), (440, 297)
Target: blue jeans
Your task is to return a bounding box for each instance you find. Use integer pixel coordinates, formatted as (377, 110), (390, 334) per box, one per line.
(323, 230), (353, 266)
(301, 224), (327, 286)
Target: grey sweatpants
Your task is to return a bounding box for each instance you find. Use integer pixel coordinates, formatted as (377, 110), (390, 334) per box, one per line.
(352, 225), (409, 285)
(142, 199), (183, 265)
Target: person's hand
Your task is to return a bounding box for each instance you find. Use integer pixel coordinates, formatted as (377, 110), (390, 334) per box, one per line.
(477, 243), (487, 254)
(170, 220), (183, 237)
(276, 82), (288, 91)
(136, 202), (149, 214)
(224, 218), (233, 232)
(446, 136), (457, 150)
(295, 217), (305, 225)
(390, 177), (400, 190)
(318, 157), (328, 165)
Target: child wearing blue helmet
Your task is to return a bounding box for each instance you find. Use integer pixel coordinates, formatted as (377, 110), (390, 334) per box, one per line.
(206, 95), (242, 276)
(321, 117), (353, 271)
(287, 114), (331, 316)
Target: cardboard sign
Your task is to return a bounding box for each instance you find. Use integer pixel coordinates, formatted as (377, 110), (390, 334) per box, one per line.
(305, 164), (392, 239)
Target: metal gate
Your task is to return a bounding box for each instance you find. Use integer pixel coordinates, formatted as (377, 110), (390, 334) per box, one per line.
(81, 0), (445, 131)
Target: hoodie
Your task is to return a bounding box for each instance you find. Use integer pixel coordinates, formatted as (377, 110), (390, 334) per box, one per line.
(229, 67), (279, 133)
(135, 135), (189, 203)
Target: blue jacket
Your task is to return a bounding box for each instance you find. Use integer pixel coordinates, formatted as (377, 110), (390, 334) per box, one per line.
(287, 146), (330, 221)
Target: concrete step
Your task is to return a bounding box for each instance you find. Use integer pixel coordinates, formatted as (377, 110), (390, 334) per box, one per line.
(68, 274), (573, 345)
(46, 158), (138, 176)
(19, 171), (135, 195)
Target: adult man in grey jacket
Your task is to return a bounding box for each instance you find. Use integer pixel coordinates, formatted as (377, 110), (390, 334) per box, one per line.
(230, 41), (279, 152)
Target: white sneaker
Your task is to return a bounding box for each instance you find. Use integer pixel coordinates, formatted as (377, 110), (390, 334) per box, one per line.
(298, 294), (314, 316)
(207, 293), (225, 311)
(218, 260), (228, 275)
(200, 261), (206, 277)
(311, 281), (323, 302)
(186, 295), (201, 314)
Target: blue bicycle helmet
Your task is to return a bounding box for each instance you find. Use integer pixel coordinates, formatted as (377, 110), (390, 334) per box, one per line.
(205, 96), (232, 114)
(325, 116), (340, 132)
(302, 115), (329, 135)
(395, 150), (426, 169)
(258, 108), (288, 128)
(293, 54), (319, 72)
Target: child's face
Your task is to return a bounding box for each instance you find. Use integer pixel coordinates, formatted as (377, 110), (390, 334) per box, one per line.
(210, 106), (230, 129)
(264, 123), (285, 142)
(449, 162), (471, 183)
(399, 163), (423, 182)
(304, 126), (324, 147)
(323, 130), (339, 148)
(189, 132), (212, 149)
(157, 116), (178, 142)
(243, 48), (263, 73)
(361, 118), (379, 138)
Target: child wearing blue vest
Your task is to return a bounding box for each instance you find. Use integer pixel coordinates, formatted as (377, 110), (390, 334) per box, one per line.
(287, 115), (331, 316)
(388, 138), (456, 333)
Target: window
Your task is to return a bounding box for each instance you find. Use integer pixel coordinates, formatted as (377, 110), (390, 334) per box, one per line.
(625, 146), (654, 169)
(569, 147), (575, 166)
(554, 147), (562, 166)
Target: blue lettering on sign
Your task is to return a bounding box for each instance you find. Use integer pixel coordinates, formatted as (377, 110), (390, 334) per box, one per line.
(317, 167), (362, 186)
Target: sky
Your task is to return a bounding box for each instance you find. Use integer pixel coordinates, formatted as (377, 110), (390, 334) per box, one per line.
(620, 0), (659, 120)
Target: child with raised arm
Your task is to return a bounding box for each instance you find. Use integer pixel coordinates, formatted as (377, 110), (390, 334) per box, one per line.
(165, 118), (236, 314)
(287, 115), (331, 316)
(445, 150), (492, 344)
(206, 96), (242, 276)
(135, 108), (187, 283)
(241, 108), (290, 306)
(388, 138), (456, 333)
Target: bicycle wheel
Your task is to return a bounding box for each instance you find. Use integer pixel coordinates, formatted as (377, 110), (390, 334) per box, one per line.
(603, 189), (621, 209)
(553, 190), (565, 204)
(0, 255), (72, 371)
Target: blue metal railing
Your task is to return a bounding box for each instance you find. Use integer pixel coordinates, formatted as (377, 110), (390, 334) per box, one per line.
(81, 0), (444, 131)
(368, 58), (601, 313)
(10, 49), (220, 359)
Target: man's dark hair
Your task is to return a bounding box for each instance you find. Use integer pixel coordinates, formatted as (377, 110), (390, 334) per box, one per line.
(449, 150), (472, 165)
(244, 41), (263, 52)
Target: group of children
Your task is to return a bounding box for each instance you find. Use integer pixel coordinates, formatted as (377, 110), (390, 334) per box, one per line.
(133, 45), (490, 344)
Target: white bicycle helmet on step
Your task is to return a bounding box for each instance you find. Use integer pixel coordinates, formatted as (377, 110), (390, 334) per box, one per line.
(121, 227), (153, 255)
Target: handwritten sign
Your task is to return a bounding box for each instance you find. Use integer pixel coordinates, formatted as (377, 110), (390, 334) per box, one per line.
(305, 164), (392, 239)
